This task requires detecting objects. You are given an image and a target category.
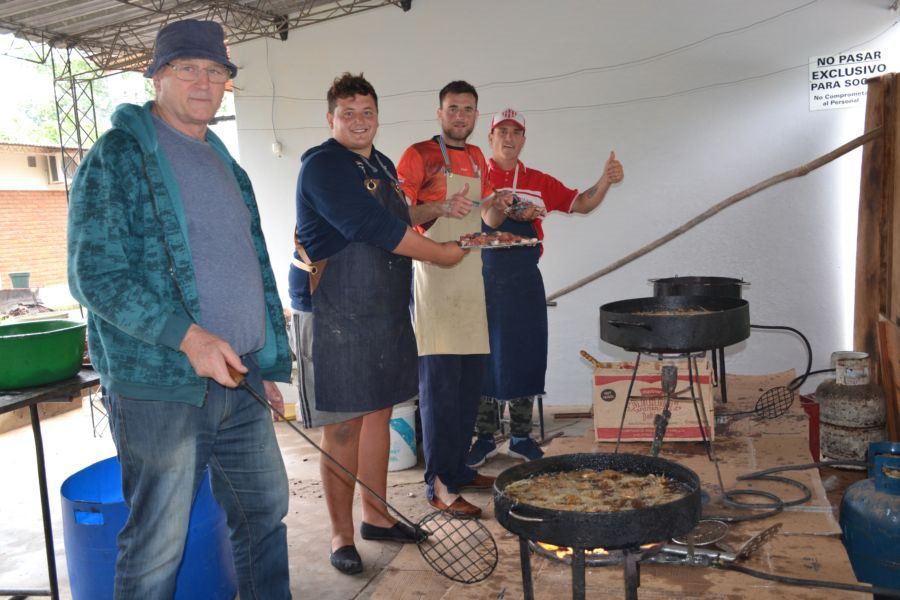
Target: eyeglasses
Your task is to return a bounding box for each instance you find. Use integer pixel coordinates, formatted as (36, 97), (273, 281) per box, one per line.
(167, 62), (230, 84)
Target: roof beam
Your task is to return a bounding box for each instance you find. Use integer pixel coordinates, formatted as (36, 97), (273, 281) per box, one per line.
(1, 0), (410, 75)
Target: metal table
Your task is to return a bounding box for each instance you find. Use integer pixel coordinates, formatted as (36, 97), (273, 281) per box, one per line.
(0, 369), (100, 600)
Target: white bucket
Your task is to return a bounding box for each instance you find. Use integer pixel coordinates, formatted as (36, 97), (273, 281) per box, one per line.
(388, 403), (417, 472)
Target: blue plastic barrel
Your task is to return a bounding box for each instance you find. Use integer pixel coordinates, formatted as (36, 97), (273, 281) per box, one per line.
(60, 457), (237, 599)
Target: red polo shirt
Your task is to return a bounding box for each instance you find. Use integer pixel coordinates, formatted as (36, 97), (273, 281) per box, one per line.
(486, 158), (578, 242)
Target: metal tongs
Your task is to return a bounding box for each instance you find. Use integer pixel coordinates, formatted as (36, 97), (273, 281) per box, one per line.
(654, 522), (782, 567)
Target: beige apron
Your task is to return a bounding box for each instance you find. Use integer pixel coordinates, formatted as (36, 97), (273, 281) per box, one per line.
(413, 169), (489, 356)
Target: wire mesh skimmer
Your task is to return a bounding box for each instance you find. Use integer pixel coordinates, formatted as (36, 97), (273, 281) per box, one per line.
(718, 384), (797, 420)
(718, 369), (828, 422)
(720, 324), (815, 421)
(716, 325), (812, 421)
(229, 368), (498, 584)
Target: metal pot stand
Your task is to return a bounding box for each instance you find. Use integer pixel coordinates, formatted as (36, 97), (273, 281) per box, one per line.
(599, 296), (753, 498)
(607, 352), (728, 499)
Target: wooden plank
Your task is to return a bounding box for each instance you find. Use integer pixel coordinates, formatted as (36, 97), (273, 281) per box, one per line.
(892, 71), (900, 324)
(893, 187), (900, 323)
(878, 315), (900, 441)
(853, 74), (897, 371)
(853, 77), (890, 356)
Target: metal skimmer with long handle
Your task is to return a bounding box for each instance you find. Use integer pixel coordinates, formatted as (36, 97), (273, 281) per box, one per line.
(718, 370), (821, 423)
(227, 367), (498, 584)
(717, 386), (795, 421)
(717, 323), (815, 422)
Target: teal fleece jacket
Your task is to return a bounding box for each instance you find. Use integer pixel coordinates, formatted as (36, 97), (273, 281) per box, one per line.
(67, 102), (291, 404)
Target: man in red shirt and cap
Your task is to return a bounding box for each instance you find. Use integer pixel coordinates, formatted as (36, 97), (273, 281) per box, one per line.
(468, 108), (624, 467)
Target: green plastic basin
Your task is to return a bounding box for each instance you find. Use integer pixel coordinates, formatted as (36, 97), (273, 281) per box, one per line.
(0, 319), (87, 390)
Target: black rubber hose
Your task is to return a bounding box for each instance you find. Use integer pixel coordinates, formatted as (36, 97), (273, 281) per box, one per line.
(749, 324), (813, 389)
(704, 459), (866, 523)
(739, 459), (867, 476)
(719, 562), (900, 597)
(711, 489), (784, 523)
(788, 367), (835, 389)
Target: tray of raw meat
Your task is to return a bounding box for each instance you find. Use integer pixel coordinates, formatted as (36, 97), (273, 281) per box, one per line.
(458, 231), (541, 249)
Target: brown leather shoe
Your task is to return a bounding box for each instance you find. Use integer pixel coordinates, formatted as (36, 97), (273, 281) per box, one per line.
(459, 473), (496, 491)
(428, 495), (483, 519)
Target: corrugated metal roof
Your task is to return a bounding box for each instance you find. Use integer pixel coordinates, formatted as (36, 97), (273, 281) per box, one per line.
(0, 0), (410, 74)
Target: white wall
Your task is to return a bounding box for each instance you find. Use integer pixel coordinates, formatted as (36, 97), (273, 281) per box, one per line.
(232, 0), (899, 403)
(0, 150), (66, 190)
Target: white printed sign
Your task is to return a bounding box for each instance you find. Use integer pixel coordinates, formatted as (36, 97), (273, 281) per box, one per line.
(809, 49), (889, 111)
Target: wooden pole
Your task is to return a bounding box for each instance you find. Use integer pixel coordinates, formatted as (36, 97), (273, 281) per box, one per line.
(546, 127), (884, 302)
(877, 316), (900, 441)
(891, 74), (900, 326)
(854, 75), (896, 371)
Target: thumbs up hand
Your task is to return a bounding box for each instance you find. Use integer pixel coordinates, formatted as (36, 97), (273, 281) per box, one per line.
(604, 151), (624, 185)
(441, 183), (473, 218)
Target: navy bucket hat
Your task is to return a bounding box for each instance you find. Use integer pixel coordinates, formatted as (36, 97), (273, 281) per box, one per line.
(144, 19), (237, 78)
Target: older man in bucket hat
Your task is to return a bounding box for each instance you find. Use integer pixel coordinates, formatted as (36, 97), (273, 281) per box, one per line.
(68, 19), (293, 599)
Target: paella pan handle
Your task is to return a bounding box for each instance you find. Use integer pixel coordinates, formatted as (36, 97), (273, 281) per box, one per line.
(508, 508), (546, 523)
(607, 319), (652, 330)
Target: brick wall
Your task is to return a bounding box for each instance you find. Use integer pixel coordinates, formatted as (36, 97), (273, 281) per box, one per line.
(0, 190), (68, 289)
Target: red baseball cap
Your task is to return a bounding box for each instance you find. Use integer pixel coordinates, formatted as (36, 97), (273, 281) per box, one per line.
(490, 108), (526, 132)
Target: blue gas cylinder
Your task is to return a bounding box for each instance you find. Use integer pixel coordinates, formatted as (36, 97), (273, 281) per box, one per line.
(839, 441), (900, 590)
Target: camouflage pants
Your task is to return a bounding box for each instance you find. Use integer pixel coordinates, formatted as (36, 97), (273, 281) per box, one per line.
(475, 396), (534, 437)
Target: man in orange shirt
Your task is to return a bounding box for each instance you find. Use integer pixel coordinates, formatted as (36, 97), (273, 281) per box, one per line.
(396, 81), (510, 518)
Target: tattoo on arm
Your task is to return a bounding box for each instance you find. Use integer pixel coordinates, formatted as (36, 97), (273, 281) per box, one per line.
(583, 182), (601, 200)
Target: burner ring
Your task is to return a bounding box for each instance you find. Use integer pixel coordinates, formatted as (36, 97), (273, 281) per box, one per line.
(528, 540), (663, 567)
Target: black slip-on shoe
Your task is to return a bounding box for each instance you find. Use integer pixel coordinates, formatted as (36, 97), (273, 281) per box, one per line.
(360, 521), (427, 544)
(329, 545), (363, 575)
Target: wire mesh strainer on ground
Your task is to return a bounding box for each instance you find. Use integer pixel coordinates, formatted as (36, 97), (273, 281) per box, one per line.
(417, 510), (498, 583)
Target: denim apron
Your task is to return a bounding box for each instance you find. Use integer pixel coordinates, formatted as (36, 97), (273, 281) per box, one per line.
(310, 154), (418, 412)
(481, 183), (548, 399)
(412, 136), (489, 356)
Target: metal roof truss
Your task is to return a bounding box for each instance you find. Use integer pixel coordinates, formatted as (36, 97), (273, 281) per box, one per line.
(0, 0), (411, 78)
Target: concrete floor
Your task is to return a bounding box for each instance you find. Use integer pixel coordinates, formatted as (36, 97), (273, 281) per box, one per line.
(0, 392), (591, 599)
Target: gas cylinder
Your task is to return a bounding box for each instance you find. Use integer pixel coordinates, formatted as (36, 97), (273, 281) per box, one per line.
(839, 442), (900, 591)
(816, 352), (886, 463)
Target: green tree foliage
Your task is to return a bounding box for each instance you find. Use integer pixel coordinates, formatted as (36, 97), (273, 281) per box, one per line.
(1, 43), (234, 150)
(1, 52), (153, 146)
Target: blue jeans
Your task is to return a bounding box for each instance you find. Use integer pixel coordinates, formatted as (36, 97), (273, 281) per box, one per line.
(104, 362), (290, 599)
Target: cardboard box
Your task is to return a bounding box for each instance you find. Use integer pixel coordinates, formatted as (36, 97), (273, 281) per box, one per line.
(593, 357), (714, 442)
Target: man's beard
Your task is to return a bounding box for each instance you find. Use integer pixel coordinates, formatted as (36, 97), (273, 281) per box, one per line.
(442, 123), (474, 146)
